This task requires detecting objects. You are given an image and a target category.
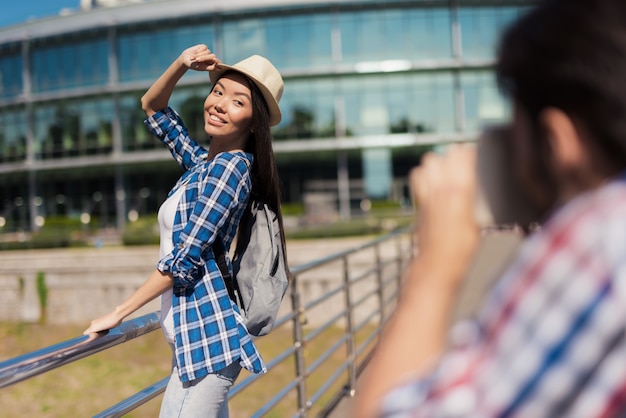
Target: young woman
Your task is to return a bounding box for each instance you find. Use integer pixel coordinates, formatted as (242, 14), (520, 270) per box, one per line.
(84, 44), (288, 417)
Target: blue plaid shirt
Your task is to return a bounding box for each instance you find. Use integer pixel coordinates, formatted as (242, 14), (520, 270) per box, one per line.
(145, 107), (266, 383)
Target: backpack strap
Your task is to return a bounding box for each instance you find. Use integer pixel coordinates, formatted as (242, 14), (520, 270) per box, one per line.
(213, 238), (240, 305)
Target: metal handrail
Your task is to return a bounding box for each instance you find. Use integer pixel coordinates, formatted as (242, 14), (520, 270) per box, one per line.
(0, 313), (161, 389)
(0, 226), (412, 417)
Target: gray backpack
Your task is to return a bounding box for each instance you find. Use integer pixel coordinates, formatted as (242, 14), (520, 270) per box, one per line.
(215, 201), (289, 336)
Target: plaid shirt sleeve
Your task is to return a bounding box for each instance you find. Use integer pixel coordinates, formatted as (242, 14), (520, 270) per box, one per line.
(144, 106), (209, 170)
(380, 178), (626, 418)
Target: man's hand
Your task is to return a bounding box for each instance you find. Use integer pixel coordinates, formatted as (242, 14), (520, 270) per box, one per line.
(410, 143), (480, 284)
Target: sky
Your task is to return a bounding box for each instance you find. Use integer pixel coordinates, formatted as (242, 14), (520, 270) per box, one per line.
(0, 0), (82, 29)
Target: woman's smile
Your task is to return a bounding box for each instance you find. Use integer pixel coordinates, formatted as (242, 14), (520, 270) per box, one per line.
(208, 112), (226, 125)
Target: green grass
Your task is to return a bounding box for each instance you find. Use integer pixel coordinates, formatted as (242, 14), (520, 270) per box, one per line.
(0, 322), (378, 417)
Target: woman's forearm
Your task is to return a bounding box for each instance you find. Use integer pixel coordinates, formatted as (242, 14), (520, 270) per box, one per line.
(141, 56), (187, 117)
(140, 45), (220, 117)
(114, 269), (174, 318)
(84, 269), (173, 334)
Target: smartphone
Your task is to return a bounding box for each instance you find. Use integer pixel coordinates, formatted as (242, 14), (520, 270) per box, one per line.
(475, 125), (541, 229)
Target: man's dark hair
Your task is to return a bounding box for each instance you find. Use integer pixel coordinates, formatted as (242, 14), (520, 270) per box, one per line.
(496, 0), (626, 176)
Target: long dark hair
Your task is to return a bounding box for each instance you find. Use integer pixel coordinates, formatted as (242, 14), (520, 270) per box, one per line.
(219, 70), (291, 279)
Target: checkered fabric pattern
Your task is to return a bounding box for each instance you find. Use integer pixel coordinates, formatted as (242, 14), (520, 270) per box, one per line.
(381, 175), (626, 417)
(145, 107), (266, 383)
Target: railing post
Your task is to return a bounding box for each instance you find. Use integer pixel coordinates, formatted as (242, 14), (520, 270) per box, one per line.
(290, 274), (308, 417)
(374, 243), (385, 329)
(396, 230), (408, 290)
(342, 255), (357, 397)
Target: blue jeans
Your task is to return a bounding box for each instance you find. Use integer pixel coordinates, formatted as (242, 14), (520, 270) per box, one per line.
(159, 359), (242, 418)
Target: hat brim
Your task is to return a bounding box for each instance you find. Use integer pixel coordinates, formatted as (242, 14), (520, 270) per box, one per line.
(209, 64), (282, 126)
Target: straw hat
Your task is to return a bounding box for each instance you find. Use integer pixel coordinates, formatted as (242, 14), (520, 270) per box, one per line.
(209, 55), (284, 126)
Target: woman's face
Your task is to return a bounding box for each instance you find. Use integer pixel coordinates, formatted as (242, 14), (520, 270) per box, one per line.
(204, 72), (253, 144)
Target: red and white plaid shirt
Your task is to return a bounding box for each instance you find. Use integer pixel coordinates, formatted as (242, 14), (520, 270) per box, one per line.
(381, 175), (626, 418)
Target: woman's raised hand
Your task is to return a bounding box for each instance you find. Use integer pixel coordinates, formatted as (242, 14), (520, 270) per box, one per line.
(180, 44), (221, 72)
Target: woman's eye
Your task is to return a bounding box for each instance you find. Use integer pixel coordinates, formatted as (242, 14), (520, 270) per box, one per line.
(214, 90), (222, 96)
(235, 100), (243, 106)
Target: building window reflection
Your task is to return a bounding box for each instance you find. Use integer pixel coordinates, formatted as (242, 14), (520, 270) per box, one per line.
(0, 49), (23, 99)
(223, 13), (333, 70)
(0, 0), (534, 234)
(275, 78), (336, 140)
(338, 7), (453, 64)
(458, 6), (527, 59)
(460, 70), (509, 132)
(120, 94), (155, 151)
(34, 97), (113, 159)
(343, 72), (455, 137)
(118, 24), (215, 83)
(32, 36), (108, 93)
(0, 107), (27, 162)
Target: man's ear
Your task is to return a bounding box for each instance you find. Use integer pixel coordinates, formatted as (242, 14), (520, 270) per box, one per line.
(539, 107), (585, 169)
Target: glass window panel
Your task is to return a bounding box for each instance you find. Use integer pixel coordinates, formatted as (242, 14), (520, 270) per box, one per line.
(120, 94), (152, 151)
(363, 148), (392, 198)
(338, 13), (358, 62)
(386, 75), (413, 133)
(223, 13), (332, 71)
(80, 98), (114, 155)
(339, 7), (452, 64)
(359, 78), (388, 135)
(285, 16), (307, 67)
(432, 9), (453, 59)
(342, 72), (455, 137)
(264, 19), (286, 69)
(309, 15), (333, 64)
(118, 24), (214, 83)
(33, 97), (114, 159)
(273, 78), (336, 140)
(32, 36), (108, 93)
(0, 51), (23, 99)
(460, 70), (510, 132)
(223, 19), (268, 65)
(458, 6), (527, 59)
(0, 107), (27, 162)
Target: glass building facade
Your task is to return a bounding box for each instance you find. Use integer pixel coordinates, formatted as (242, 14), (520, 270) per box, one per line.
(0, 0), (534, 233)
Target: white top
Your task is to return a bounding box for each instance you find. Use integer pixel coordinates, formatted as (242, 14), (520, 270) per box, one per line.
(157, 182), (188, 343)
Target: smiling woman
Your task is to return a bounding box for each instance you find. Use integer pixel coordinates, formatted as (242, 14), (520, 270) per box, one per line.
(83, 44), (290, 418)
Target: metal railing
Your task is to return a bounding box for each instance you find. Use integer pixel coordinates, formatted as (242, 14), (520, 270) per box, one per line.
(0, 227), (412, 417)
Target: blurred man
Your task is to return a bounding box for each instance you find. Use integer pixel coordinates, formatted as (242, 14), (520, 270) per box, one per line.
(355, 0), (626, 416)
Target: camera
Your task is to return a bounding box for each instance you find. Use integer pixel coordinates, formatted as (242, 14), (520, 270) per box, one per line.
(475, 125), (541, 229)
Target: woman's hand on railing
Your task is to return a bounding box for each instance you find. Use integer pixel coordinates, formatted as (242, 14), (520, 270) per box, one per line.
(83, 269), (173, 335)
(83, 308), (124, 335)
